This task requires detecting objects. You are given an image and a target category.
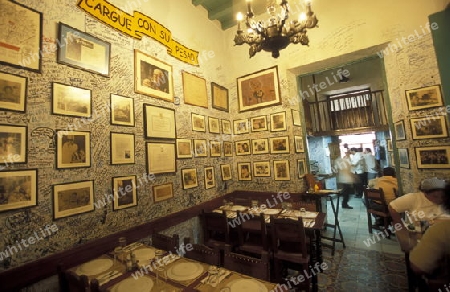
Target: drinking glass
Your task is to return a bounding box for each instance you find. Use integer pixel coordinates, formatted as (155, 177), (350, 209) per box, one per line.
(118, 237), (127, 248)
(208, 266), (219, 285)
(251, 200), (259, 209)
(300, 207), (306, 216)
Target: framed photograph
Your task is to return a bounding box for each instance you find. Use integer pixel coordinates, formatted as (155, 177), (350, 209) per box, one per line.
(0, 169), (37, 212)
(56, 131), (90, 169)
(270, 112), (287, 132)
(144, 104), (176, 139)
(253, 161), (271, 177)
(211, 82), (229, 112)
(152, 183), (174, 203)
(292, 109), (301, 126)
(235, 140), (251, 156)
(223, 141), (233, 157)
(58, 23), (111, 77)
(210, 141), (221, 157)
(237, 66), (281, 112)
(110, 132), (135, 165)
(252, 138), (269, 155)
(394, 120), (406, 141)
(410, 116), (448, 140)
(181, 168), (198, 190)
(112, 175), (137, 210)
(221, 119), (232, 134)
(297, 159), (307, 178)
(208, 117), (220, 134)
(415, 146), (450, 169)
(182, 71), (208, 108)
(274, 160), (290, 181)
(237, 162), (252, 181)
(110, 94), (134, 126)
(0, 72), (27, 112)
(398, 148), (410, 169)
(294, 136), (305, 153)
(176, 139), (193, 159)
(194, 139), (208, 157)
(269, 136), (290, 154)
(146, 142), (176, 174)
(134, 50), (173, 102)
(192, 113), (206, 132)
(250, 116), (268, 132)
(0, 1), (42, 72)
(0, 124), (27, 163)
(53, 180), (94, 219)
(220, 164), (232, 181)
(390, 152), (396, 167)
(233, 119), (249, 135)
(52, 82), (92, 118)
(405, 85), (443, 111)
(387, 139), (393, 151)
(204, 167), (216, 189)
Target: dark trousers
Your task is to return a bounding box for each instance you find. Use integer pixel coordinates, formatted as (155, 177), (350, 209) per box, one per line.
(355, 173), (366, 196)
(338, 183), (352, 206)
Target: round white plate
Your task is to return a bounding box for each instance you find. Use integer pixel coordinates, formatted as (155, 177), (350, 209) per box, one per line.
(231, 205), (247, 211)
(166, 262), (204, 281)
(226, 279), (268, 292)
(112, 276), (154, 292)
(128, 248), (156, 264)
(77, 258), (113, 276)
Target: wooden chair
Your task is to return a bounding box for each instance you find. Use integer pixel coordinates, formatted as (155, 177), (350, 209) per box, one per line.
(151, 232), (179, 253)
(90, 279), (107, 292)
(223, 245), (270, 281)
(235, 211), (268, 258)
(232, 197), (251, 207)
(183, 237), (221, 266)
(291, 193), (319, 212)
(270, 216), (311, 291)
(57, 264), (89, 292)
(304, 174), (317, 191)
(364, 188), (392, 238)
(199, 209), (231, 249)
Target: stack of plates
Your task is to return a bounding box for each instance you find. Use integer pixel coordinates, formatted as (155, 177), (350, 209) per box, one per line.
(111, 277), (154, 292)
(166, 262), (204, 281)
(226, 279), (268, 292)
(76, 258), (113, 276)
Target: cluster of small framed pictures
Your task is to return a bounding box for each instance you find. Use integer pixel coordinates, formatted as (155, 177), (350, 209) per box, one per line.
(391, 84), (450, 169)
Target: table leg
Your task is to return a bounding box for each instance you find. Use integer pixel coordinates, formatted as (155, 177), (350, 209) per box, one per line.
(405, 252), (416, 292)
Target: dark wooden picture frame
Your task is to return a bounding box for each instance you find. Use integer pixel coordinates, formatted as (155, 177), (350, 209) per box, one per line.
(53, 180), (94, 219)
(56, 130), (91, 169)
(211, 82), (229, 112)
(0, 169), (37, 212)
(110, 94), (135, 127)
(112, 175), (137, 210)
(0, 71), (27, 112)
(110, 132), (135, 165)
(52, 82), (92, 118)
(181, 168), (198, 190)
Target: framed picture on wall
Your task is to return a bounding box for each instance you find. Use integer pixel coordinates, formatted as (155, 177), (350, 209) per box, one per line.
(237, 162), (252, 181)
(252, 138), (269, 155)
(250, 115), (268, 132)
(237, 66), (281, 112)
(0, 124), (27, 163)
(297, 159), (307, 178)
(194, 139), (208, 157)
(110, 132), (135, 165)
(223, 141), (233, 157)
(192, 113), (206, 132)
(405, 85), (443, 111)
(235, 140), (251, 156)
(146, 142), (176, 174)
(394, 120), (406, 141)
(0, 1), (42, 73)
(58, 23), (111, 77)
(56, 130), (91, 169)
(269, 136), (290, 154)
(210, 141), (221, 157)
(387, 139), (393, 151)
(274, 160), (290, 181)
(233, 119), (249, 135)
(270, 112), (287, 132)
(398, 148), (410, 169)
(134, 50), (174, 102)
(294, 136), (305, 153)
(112, 175), (137, 210)
(110, 94), (135, 126)
(0, 169), (37, 213)
(253, 161), (271, 177)
(152, 183), (174, 203)
(221, 119), (232, 134)
(182, 71), (208, 108)
(0, 72), (27, 112)
(204, 166), (216, 189)
(53, 180), (94, 219)
(208, 117), (220, 134)
(181, 168), (198, 189)
(176, 139), (193, 159)
(211, 82), (229, 112)
(220, 164), (232, 181)
(292, 109), (301, 126)
(52, 82), (92, 118)
(410, 116), (448, 139)
(144, 104), (176, 139)
(415, 145), (450, 169)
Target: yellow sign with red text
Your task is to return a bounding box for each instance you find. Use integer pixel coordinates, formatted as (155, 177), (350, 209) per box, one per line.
(77, 0), (199, 66)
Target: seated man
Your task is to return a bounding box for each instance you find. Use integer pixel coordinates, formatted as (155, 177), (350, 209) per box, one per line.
(410, 181), (450, 275)
(389, 177), (450, 233)
(368, 167), (398, 204)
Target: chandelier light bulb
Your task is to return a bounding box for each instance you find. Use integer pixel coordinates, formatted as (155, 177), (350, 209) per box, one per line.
(299, 12), (307, 22)
(236, 12), (243, 21)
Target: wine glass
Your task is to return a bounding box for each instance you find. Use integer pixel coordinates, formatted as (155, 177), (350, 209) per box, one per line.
(207, 266), (219, 285)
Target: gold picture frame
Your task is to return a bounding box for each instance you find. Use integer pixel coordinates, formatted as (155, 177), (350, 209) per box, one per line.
(56, 130), (91, 169)
(52, 82), (92, 118)
(274, 160), (290, 181)
(211, 82), (229, 112)
(110, 94), (135, 127)
(410, 116), (448, 140)
(181, 168), (198, 189)
(220, 164), (232, 181)
(182, 71), (208, 108)
(237, 162), (252, 181)
(152, 182), (174, 203)
(143, 104), (176, 139)
(0, 169), (37, 213)
(415, 146), (450, 169)
(253, 161), (271, 177)
(0, 124), (27, 163)
(204, 166), (216, 189)
(110, 132), (135, 165)
(176, 139), (193, 159)
(405, 85), (443, 111)
(53, 180), (94, 219)
(269, 136), (290, 154)
(0, 71), (27, 112)
(146, 142), (176, 174)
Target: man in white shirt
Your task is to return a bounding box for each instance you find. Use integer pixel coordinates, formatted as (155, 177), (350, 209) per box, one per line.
(332, 150), (355, 209)
(350, 148), (366, 198)
(363, 148), (378, 181)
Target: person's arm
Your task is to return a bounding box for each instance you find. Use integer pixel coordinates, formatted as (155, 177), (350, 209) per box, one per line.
(389, 204), (409, 235)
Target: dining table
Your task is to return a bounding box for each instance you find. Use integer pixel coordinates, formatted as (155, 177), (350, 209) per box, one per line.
(68, 241), (278, 291)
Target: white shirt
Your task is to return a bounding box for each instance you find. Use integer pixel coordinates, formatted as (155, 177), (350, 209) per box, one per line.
(363, 153), (377, 173)
(389, 192), (448, 222)
(351, 152), (365, 174)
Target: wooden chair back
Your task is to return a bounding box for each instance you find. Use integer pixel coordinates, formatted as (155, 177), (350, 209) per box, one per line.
(151, 232), (179, 253)
(90, 279), (107, 292)
(232, 197), (251, 207)
(63, 270), (89, 292)
(270, 216), (308, 258)
(223, 246), (270, 281)
(292, 193), (318, 211)
(199, 210), (230, 246)
(304, 173), (317, 190)
(183, 237), (221, 266)
(364, 188), (389, 214)
(236, 211), (268, 251)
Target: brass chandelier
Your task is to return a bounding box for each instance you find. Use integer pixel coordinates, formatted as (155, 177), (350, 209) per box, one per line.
(234, 0), (319, 58)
